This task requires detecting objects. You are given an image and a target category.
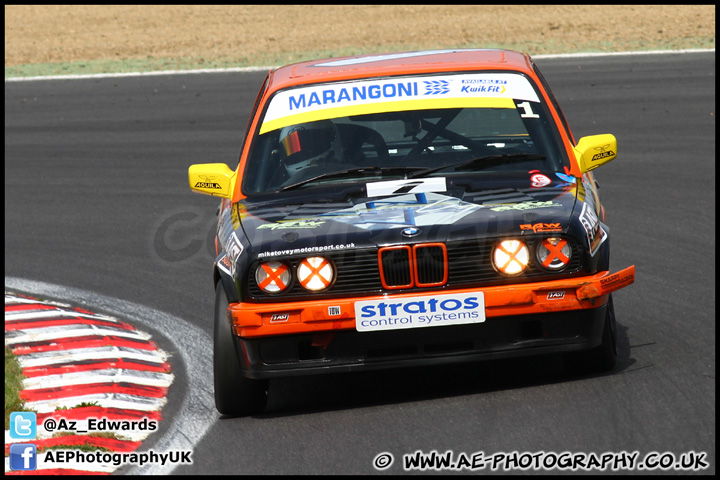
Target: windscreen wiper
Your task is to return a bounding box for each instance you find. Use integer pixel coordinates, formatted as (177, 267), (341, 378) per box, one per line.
(408, 153), (547, 178)
(279, 166), (425, 191)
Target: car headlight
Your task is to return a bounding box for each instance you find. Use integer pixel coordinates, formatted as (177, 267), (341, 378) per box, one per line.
(493, 240), (529, 275)
(255, 261), (291, 293)
(536, 237), (572, 270)
(297, 256), (334, 291)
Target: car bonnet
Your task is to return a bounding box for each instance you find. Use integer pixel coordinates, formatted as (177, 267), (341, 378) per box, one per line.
(235, 172), (581, 254)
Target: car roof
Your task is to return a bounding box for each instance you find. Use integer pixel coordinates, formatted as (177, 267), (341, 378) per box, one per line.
(266, 49), (536, 93)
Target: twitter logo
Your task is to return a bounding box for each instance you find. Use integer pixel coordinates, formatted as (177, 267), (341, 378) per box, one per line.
(10, 412), (37, 440)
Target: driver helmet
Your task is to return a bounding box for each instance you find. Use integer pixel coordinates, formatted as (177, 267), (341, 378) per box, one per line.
(278, 119), (343, 175)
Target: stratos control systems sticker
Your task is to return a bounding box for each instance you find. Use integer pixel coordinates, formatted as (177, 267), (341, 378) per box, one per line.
(355, 292), (485, 332)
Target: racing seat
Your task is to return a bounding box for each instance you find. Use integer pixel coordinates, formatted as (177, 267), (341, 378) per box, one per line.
(335, 124), (390, 164)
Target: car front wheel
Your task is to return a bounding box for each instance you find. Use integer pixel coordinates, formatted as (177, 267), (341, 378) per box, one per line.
(566, 294), (618, 374)
(213, 282), (268, 416)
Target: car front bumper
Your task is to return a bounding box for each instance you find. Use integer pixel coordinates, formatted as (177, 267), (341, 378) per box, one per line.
(227, 266), (634, 379)
(237, 305), (607, 379)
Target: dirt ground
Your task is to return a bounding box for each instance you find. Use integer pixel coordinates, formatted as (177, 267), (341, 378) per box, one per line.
(4, 5), (716, 73)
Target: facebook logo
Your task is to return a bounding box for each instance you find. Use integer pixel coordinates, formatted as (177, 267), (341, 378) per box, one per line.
(9, 411), (37, 439)
(9, 444), (38, 471)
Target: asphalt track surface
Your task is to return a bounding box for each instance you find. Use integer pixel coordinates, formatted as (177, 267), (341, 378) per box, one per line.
(5, 51), (715, 474)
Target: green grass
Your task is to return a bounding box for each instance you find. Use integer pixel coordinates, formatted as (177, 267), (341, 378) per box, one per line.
(5, 346), (32, 430)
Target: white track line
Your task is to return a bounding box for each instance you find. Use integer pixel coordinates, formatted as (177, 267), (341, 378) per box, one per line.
(4, 48), (714, 82)
(5, 65), (275, 82)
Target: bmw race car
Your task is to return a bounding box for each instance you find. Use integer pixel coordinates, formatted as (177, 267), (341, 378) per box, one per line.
(188, 49), (635, 416)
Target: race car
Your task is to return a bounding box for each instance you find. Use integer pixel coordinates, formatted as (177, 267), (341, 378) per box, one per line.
(188, 48), (635, 416)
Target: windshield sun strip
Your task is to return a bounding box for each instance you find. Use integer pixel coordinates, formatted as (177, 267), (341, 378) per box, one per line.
(259, 97), (515, 135)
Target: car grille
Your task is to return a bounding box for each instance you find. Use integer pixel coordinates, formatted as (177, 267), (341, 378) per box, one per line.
(247, 238), (583, 300)
(378, 244), (448, 289)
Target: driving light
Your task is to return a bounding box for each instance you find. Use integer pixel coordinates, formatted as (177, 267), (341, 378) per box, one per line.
(255, 261), (291, 293)
(537, 237), (572, 270)
(297, 257), (334, 291)
(493, 240), (529, 275)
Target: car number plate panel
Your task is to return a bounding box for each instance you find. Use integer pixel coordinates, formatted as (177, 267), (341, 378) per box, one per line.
(354, 292), (485, 332)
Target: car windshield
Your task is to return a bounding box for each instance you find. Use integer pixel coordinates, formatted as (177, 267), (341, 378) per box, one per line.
(242, 72), (568, 194)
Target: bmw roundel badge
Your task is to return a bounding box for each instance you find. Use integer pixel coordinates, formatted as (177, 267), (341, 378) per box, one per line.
(401, 227), (421, 237)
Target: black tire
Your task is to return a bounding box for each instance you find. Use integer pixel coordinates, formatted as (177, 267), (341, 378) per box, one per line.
(566, 294), (618, 374)
(213, 282), (268, 416)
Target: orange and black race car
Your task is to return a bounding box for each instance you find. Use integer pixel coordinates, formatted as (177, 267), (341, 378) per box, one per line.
(188, 49), (635, 416)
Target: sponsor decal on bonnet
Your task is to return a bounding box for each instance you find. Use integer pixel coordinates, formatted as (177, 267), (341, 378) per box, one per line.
(366, 177), (447, 197)
(319, 192), (480, 230)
